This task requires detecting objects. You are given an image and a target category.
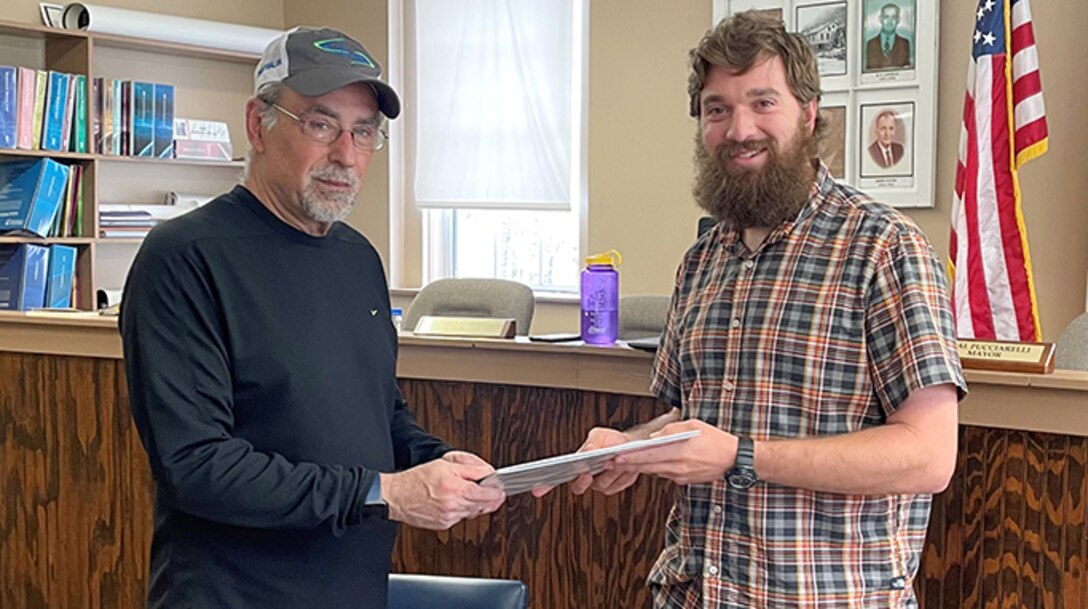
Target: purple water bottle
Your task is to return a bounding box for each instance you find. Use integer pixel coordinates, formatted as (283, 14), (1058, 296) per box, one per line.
(580, 250), (622, 345)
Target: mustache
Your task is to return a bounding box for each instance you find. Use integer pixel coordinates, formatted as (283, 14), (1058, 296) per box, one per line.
(720, 138), (771, 154)
(308, 165), (359, 188)
(715, 138), (777, 165)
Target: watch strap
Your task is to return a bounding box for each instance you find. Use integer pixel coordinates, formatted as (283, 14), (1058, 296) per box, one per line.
(726, 436), (758, 489)
(734, 436), (755, 469)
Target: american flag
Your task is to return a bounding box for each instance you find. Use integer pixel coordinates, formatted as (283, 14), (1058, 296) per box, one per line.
(949, 0), (1048, 341)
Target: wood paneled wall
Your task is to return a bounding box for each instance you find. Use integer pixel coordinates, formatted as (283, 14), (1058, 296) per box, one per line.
(1, 353), (152, 609)
(3, 351), (1088, 608)
(392, 379), (676, 609)
(918, 427), (1088, 609)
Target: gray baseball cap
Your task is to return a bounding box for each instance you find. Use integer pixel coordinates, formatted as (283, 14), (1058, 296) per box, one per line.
(255, 26), (401, 119)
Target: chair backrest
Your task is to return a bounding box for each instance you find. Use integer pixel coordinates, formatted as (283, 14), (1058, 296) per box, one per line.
(388, 574), (528, 609)
(1055, 312), (1088, 371)
(619, 294), (670, 340)
(404, 278), (535, 336)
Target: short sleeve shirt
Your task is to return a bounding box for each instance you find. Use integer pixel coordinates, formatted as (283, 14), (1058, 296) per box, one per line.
(649, 164), (966, 608)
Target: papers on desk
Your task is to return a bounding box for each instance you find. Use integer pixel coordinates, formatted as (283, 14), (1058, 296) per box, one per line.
(25, 308), (108, 318)
(478, 430), (699, 495)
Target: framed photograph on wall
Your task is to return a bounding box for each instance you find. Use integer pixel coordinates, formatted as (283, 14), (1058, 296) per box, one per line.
(858, 100), (915, 186)
(860, 0), (917, 83)
(710, 0), (938, 207)
(818, 92), (849, 180)
(796, 2), (847, 77)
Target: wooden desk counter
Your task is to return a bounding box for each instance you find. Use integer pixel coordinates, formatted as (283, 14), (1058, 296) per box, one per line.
(3, 312), (1088, 608)
(5, 312), (1085, 435)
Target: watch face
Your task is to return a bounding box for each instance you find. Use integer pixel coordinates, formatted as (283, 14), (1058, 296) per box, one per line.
(727, 469), (757, 489)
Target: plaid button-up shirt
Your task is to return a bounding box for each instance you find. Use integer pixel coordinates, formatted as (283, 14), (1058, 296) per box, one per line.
(649, 165), (966, 608)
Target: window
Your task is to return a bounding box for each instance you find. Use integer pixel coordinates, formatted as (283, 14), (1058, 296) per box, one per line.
(389, 0), (587, 293)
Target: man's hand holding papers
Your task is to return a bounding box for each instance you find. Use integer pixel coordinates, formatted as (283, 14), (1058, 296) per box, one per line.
(532, 408), (683, 498)
(570, 428), (640, 496)
(381, 452), (506, 530)
(611, 419), (741, 485)
(482, 431), (699, 496)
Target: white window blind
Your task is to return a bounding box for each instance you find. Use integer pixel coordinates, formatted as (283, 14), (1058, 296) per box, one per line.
(411, 0), (576, 210)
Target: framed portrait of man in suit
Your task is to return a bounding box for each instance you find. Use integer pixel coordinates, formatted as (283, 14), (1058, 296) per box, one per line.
(859, 101), (914, 186)
(862, 0), (916, 81)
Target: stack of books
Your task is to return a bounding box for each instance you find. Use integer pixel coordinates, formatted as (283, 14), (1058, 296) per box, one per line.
(93, 78), (175, 158)
(0, 242), (76, 310)
(0, 66), (90, 153)
(0, 66), (230, 163)
(98, 195), (203, 239)
(0, 158), (72, 238)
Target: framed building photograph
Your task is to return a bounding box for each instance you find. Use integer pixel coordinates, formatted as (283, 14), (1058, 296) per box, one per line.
(710, 0), (938, 206)
(797, 2), (847, 77)
(858, 101), (914, 185)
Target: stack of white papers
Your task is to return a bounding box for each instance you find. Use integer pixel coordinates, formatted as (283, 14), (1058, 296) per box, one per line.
(478, 430), (699, 495)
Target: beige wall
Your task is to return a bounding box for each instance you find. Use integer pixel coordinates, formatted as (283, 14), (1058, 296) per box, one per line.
(4, 0), (1085, 338)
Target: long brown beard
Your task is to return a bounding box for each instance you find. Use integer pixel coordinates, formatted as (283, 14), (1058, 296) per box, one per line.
(692, 120), (818, 229)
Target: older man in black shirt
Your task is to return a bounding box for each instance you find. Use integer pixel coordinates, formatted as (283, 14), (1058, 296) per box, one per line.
(121, 26), (505, 609)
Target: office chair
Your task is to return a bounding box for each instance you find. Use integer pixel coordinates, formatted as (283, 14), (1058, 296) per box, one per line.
(619, 294), (670, 340)
(404, 278), (535, 336)
(1055, 312), (1088, 371)
(387, 574), (528, 609)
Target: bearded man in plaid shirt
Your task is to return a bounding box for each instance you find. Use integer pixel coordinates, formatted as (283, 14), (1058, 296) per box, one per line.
(539, 11), (966, 608)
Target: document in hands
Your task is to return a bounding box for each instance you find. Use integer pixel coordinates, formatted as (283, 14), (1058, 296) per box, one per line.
(477, 430), (700, 495)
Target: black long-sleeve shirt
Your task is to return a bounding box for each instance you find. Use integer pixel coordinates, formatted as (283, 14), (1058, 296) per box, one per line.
(120, 186), (449, 609)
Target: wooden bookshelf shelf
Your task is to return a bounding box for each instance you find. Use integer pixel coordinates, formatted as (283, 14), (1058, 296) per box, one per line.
(96, 155), (244, 168)
(0, 20), (88, 41)
(0, 148), (242, 167)
(0, 237), (94, 245)
(0, 148), (95, 161)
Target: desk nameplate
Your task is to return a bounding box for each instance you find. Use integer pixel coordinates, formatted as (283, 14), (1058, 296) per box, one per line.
(412, 316), (516, 339)
(957, 339), (1055, 374)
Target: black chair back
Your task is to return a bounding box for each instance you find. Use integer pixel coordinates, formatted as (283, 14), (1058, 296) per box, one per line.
(388, 574), (528, 609)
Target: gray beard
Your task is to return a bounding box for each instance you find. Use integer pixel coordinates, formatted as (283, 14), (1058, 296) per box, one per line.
(302, 167), (359, 224)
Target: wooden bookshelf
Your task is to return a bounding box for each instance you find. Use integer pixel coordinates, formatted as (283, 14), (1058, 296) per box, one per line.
(0, 236), (94, 245)
(0, 19), (256, 308)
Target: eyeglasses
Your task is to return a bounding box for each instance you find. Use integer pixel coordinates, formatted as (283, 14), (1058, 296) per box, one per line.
(264, 101), (388, 151)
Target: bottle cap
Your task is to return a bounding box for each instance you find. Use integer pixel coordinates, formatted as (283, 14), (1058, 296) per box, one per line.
(585, 249), (622, 267)
(391, 308), (403, 315)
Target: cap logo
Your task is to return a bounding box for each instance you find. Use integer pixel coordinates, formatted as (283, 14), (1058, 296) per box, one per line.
(313, 37), (376, 68)
(256, 57), (283, 79)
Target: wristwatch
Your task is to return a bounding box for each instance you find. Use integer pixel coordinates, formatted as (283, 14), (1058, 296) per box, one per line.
(726, 437), (758, 489)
